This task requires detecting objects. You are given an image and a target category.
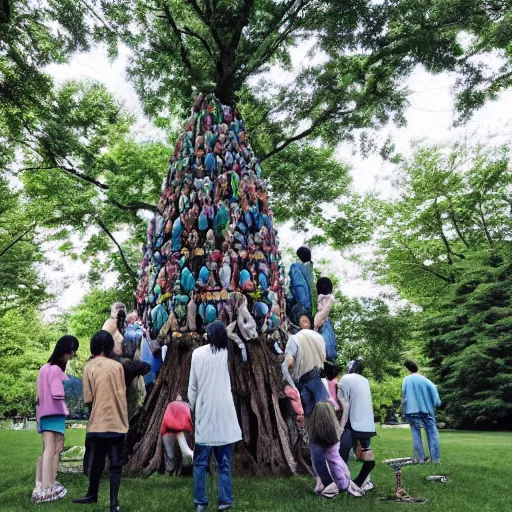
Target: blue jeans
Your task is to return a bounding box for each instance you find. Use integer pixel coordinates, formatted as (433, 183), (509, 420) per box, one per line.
(406, 413), (440, 463)
(193, 443), (234, 507)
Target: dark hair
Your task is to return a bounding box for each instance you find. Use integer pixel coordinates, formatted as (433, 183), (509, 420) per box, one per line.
(48, 335), (79, 371)
(296, 246), (311, 263)
(351, 360), (364, 375)
(90, 330), (115, 357)
(206, 321), (228, 353)
(298, 313), (313, 326)
(317, 277), (333, 296)
(117, 309), (126, 335)
(404, 360), (419, 373)
(324, 361), (342, 380)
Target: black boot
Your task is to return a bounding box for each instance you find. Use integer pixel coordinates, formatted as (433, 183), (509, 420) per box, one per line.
(72, 495), (98, 505)
(109, 473), (121, 512)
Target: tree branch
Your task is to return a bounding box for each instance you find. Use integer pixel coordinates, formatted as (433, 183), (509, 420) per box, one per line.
(404, 244), (454, 284)
(95, 216), (137, 285)
(160, 4), (194, 77)
(433, 198), (465, 262)
(243, 0), (310, 77)
(448, 202), (470, 249)
(229, 0), (255, 52)
(21, 165), (157, 213)
(477, 202), (494, 247)
(187, 0), (224, 50)
(260, 107), (342, 162)
(179, 25), (213, 56)
(0, 223), (36, 258)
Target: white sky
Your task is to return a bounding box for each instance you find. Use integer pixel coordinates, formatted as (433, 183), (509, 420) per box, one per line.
(42, 42), (512, 312)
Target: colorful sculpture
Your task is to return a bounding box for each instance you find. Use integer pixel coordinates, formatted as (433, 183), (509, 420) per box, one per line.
(135, 94), (286, 354)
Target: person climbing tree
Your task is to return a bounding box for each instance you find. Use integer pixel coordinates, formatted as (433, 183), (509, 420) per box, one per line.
(288, 246), (315, 325)
(314, 277), (337, 361)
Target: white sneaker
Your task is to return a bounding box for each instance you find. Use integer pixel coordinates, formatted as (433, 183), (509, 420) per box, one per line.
(363, 479), (374, 492)
(320, 482), (339, 499)
(314, 477), (325, 495)
(31, 482), (42, 501)
(53, 481), (64, 493)
(33, 484), (66, 503)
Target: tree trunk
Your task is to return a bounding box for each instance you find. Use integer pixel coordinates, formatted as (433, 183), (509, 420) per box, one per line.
(125, 333), (310, 476)
(126, 94), (311, 476)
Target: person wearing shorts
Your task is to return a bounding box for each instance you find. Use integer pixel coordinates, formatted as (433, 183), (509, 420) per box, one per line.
(33, 335), (79, 503)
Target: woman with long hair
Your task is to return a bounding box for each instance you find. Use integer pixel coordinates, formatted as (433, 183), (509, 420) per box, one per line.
(188, 321), (242, 512)
(32, 335), (79, 503)
(102, 302), (127, 356)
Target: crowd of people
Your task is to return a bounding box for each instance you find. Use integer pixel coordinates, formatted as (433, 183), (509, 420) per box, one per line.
(33, 247), (443, 511)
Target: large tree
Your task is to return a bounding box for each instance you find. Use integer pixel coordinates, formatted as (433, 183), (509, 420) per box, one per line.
(341, 142), (512, 427)
(425, 252), (512, 428)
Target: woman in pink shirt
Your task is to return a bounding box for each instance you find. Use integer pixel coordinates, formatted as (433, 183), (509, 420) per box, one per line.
(32, 335), (79, 503)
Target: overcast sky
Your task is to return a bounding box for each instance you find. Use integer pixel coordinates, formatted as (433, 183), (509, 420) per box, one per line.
(42, 42), (512, 312)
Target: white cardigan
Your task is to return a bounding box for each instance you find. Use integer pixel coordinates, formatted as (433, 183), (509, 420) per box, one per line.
(188, 344), (242, 446)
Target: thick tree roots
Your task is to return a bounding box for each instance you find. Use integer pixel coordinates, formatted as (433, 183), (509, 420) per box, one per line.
(124, 334), (310, 476)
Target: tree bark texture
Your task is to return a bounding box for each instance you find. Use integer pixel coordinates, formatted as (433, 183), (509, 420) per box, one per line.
(125, 333), (309, 476)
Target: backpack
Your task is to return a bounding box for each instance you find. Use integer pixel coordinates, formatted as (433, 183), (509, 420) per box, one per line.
(319, 318), (337, 362)
(289, 262), (313, 312)
(123, 323), (144, 359)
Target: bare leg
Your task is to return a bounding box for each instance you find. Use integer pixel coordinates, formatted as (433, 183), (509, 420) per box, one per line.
(36, 445), (43, 485)
(41, 431), (56, 488)
(52, 433), (64, 483)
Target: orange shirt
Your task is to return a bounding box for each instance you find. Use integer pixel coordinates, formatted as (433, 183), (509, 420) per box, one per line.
(83, 356), (128, 434)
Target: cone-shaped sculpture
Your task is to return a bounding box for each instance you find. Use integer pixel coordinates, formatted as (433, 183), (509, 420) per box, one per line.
(125, 95), (308, 476)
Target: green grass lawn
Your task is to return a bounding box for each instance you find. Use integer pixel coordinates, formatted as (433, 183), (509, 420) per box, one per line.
(0, 427), (510, 512)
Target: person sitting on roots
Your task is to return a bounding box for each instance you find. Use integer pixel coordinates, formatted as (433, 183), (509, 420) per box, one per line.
(281, 314), (363, 499)
(338, 359), (377, 492)
(161, 395), (194, 474)
(314, 277), (337, 361)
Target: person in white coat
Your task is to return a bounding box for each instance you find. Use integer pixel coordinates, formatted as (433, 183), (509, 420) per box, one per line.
(188, 321), (242, 512)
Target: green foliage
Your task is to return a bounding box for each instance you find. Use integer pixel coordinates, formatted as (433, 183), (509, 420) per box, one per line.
(369, 376), (404, 423)
(0, 0), (94, 168)
(334, 294), (415, 381)
(357, 142), (512, 428)
(67, 287), (135, 346)
(369, 143), (512, 308)
(425, 252), (512, 428)
(0, 177), (46, 313)
(0, 308), (64, 418)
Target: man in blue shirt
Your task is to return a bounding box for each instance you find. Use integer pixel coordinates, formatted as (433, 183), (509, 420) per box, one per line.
(402, 360), (441, 463)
